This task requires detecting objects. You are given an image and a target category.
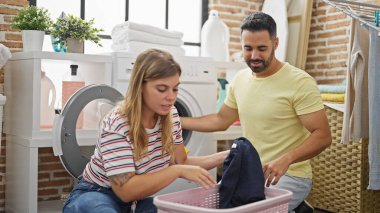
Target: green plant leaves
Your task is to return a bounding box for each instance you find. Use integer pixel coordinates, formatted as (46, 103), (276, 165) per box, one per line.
(50, 14), (104, 47)
(11, 6), (52, 31)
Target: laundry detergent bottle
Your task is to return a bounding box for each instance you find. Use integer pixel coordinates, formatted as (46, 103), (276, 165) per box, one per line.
(40, 70), (56, 128)
(217, 78), (228, 111)
(62, 64), (85, 128)
(201, 10), (230, 61)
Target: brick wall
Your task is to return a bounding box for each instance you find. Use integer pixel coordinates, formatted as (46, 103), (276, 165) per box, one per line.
(0, 0), (366, 210)
(306, 0), (351, 84)
(38, 148), (75, 202)
(0, 1), (28, 211)
(0, 0), (26, 50)
(212, 0), (353, 85)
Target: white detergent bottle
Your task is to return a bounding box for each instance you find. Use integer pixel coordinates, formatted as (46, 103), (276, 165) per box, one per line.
(40, 70), (56, 128)
(201, 10), (230, 61)
(62, 64), (85, 128)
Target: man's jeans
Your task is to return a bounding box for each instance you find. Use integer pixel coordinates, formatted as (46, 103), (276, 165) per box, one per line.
(63, 178), (157, 213)
(272, 174), (312, 212)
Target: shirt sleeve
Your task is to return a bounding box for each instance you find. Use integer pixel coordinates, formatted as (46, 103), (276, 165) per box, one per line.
(224, 70), (242, 109)
(293, 75), (324, 115)
(171, 107), (184, 145)
(99, 113), (135, 177)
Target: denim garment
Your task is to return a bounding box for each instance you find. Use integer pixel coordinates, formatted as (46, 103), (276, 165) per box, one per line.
(63, 178), (157, 213)
(273, 174), (312, 212)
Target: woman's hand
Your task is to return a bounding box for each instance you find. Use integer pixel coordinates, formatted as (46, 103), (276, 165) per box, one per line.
(218, 150), (230, 163)
(174, 164), (216, 188)
(178, 149), (230, 170)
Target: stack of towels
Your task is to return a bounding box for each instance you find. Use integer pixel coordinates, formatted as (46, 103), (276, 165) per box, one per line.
(319, 83), (346, 103)
(111, 21), (185, 56)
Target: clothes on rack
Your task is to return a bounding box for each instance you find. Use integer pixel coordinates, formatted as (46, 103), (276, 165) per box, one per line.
(324, 0), (380, 190)
(367, 27), (380, 190)
(323, 0), (380, 34)
(342, 19), (369, 144)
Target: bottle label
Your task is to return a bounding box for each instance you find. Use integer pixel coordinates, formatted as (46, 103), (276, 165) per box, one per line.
(62, 81), (85, 128)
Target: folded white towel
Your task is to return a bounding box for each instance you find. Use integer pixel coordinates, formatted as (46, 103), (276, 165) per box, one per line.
(112, 29), (184, 47)
(112, 21), (183, 39)
(0, 44), (11, 68)
(111, 41), (185, 57)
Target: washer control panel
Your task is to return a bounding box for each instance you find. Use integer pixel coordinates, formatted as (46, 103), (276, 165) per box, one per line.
(113, 55), (217, 90)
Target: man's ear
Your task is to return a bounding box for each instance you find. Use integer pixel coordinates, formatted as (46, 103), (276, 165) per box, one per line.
(274, 37), (279, 50)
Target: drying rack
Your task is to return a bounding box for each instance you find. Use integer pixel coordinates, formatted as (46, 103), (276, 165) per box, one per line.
(323, 0), (380, 36)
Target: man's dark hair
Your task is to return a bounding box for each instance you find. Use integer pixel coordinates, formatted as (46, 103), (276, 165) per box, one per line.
(241, 12), (277, 39)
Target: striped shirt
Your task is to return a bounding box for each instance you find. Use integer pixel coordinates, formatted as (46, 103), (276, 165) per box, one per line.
(82, 106), (183, 188)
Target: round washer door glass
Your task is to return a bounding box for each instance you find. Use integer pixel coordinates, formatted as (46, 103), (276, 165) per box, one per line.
(53, 85), (124, 179)
(174, 98), (192, 146)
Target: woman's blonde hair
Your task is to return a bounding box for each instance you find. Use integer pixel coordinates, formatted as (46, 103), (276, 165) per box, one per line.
(118, 49), (181, 160)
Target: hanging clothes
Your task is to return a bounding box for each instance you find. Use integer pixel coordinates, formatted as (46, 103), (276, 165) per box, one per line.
(342, 19), (369, 144)
(219, 137), (265, 208)
(367, 28), (380, 190)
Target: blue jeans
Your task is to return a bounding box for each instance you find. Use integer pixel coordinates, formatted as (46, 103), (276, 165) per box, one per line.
(63, 178), (157, 213)
(272, 174), (312, 213)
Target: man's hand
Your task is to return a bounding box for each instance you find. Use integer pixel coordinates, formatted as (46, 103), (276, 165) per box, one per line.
(262, 156), (291, 187)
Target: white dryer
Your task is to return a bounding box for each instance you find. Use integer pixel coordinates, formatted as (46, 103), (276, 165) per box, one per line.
(112, 52), (218, 194)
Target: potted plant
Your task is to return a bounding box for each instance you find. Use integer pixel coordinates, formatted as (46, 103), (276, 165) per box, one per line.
(11, 5), (52, 51)
(50, 13), (103, 53)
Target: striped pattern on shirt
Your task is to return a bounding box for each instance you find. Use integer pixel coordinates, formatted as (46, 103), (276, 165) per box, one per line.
(82, 106), (183, 188)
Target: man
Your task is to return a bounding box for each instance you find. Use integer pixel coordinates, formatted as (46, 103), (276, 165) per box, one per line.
(181, 12), (332, 212)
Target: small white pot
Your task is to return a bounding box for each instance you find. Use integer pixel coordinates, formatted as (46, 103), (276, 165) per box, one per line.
(22, 30), (45, 52)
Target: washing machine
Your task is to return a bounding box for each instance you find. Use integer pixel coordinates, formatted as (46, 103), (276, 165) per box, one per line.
(53, 52), (218, 195)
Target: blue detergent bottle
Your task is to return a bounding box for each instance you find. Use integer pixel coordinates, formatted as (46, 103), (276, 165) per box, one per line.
(217, 78), (228, 111)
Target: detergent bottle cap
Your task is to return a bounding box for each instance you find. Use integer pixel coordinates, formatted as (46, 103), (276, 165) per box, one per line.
(209, 10), (218, 17)
(70, 64), (78, 76)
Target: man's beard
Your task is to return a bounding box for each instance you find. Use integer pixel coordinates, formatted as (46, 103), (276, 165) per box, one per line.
(246, 49), (275, 73)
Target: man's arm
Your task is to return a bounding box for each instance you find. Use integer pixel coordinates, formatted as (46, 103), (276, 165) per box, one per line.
(263, 109), (332, 186)
(180, 104), (239, 132)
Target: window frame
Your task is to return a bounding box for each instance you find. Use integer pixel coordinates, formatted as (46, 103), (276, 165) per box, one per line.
(29, 0), (209, 51)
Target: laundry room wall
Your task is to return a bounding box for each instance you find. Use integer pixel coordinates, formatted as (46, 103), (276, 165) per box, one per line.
(210, 0), (352, 84)
(0, 0), (29, 210)
(0, 0), (361, 211)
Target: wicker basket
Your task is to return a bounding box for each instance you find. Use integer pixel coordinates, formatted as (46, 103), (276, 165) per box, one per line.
(307, 106), (380, 213)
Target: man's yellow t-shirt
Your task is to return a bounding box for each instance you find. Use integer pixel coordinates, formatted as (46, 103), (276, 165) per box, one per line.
(225, 63), (324, 178)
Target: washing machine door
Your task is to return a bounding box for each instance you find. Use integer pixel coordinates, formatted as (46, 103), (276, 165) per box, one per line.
(52, 84), (124, 179)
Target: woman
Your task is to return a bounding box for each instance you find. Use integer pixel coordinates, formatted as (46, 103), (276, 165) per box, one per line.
(63, 49), (228, 213)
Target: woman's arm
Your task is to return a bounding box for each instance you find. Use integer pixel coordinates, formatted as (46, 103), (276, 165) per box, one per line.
(110, 144), (228, 202)
(174, 144), (229, 170)
(110, 164), (216, 202)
